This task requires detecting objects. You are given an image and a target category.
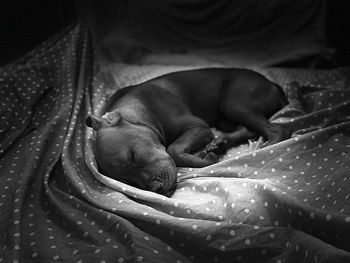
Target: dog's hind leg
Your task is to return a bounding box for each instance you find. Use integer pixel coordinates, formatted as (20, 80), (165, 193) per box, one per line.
(220, 105), (290, 146)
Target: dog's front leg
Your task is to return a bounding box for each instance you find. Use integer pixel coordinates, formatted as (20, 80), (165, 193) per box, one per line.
(167, 121), (218, 168)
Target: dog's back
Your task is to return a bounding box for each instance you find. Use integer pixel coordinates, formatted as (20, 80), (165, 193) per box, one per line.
(104, 68), (286, 128)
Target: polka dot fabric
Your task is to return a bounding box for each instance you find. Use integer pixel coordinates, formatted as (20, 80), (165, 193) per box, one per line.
(1, 24), (350, 263)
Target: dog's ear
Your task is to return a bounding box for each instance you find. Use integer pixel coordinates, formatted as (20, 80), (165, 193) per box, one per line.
(106, 110), (123, 126)
(86, 115), (109, 130)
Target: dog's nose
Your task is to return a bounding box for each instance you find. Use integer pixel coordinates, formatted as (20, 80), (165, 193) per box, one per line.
(167, 183), (177, 196)
(160, 179), (177, 197)
(151, 178), (177, 197)
(156, 183), (176, 197)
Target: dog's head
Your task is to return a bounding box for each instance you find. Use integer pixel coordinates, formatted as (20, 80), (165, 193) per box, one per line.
(86, 111), (177, 197)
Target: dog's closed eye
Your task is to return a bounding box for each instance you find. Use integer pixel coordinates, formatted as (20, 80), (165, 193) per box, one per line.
(129, 148), (136, 166)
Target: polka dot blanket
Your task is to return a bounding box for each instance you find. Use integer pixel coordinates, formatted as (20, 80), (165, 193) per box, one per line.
(1, 25), (350, 263)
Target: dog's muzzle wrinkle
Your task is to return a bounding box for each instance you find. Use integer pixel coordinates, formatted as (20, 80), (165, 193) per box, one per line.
(159, 167), (171, 182)
(153, 166), (177, 196)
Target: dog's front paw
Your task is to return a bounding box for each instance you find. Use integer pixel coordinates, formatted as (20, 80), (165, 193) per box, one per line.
(196, 151), (219, 164)
(205, 136), (228, 155)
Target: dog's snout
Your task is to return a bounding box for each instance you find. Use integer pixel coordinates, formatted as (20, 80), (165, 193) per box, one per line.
(156, 182), (177, 197)
(151, 166), (177, 196)
(168, 183), (177, 196)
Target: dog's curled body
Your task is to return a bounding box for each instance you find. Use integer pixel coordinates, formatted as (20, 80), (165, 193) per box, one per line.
(86, 68), (289, 196)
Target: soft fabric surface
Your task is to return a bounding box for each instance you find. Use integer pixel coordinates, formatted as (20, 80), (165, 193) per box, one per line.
(1, 25), (350, 263)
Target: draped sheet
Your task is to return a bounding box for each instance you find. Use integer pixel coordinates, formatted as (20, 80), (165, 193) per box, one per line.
(0, 25), (350, 263)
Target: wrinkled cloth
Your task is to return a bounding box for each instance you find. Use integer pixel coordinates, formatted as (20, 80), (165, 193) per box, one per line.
(0, 25), (350, 263)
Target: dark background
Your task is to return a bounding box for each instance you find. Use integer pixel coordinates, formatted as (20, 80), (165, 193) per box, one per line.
(0, 0), (349, 67)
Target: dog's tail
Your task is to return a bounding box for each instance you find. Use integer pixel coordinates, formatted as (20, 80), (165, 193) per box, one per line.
(275, 83), (289, 106)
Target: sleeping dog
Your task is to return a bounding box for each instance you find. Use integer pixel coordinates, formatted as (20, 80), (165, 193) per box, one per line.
(86, 68), (290, 196)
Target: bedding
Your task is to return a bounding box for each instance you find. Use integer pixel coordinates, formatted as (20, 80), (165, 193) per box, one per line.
(0, 24), (350, 263)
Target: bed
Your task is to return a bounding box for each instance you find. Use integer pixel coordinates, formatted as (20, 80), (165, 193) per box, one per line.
(1, 12), (350, 263)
